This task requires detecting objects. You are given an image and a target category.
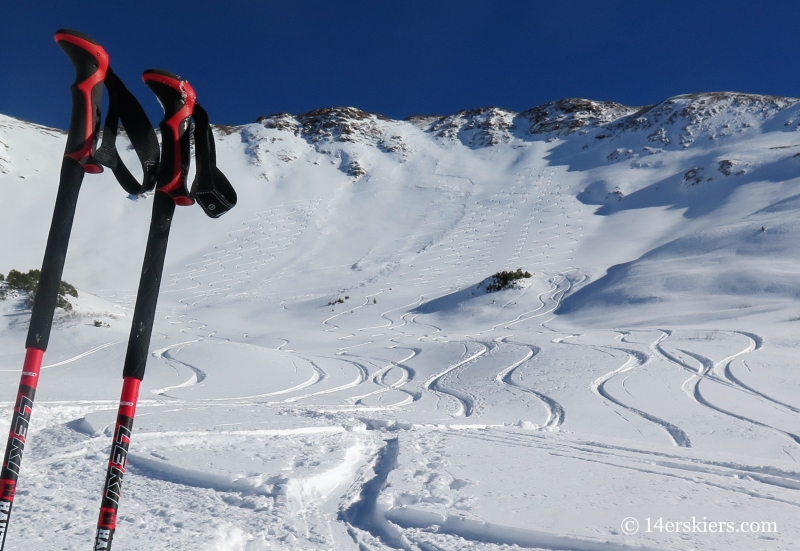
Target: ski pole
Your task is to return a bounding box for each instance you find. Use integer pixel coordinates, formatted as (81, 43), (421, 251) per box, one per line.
(94, 192), (174, 551)
(93, 70), (236, 551)
(0, 29), (108, 551)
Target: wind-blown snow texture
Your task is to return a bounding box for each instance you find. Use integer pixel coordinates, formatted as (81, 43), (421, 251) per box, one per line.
(2, 92), (800, 550)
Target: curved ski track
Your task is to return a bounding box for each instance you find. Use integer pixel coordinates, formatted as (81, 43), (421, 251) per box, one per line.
(422, 343), (488, 417)
(495, 338), (565, 429)
(654, 330), (800, 446)
(588, 332), (692, 447)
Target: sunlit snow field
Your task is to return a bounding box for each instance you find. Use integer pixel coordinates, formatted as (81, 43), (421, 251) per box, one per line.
(2, 95), (800, 550)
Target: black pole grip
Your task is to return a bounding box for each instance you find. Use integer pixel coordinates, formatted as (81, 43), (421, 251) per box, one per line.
(25, 30), (109, 351)
(54, 29), (109, 172)
(142, 69), (196, 203)
(122, 192), (176, 380)
(25, 160), (84, 350)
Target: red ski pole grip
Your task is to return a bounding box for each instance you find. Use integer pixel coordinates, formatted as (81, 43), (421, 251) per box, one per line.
(142, 69), (196, 205)
(54, 29), (109, 173)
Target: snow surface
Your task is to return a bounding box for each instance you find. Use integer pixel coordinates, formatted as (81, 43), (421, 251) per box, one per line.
(2, 92), (800, 550)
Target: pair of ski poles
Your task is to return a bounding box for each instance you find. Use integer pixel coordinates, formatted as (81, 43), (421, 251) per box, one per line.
(0, 29), (236, 551)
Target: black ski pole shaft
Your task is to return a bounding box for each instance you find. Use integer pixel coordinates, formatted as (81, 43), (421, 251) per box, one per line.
(1, 30), (107, 551)
(93, 69), (194, 551)
(94, 192), (175, 550)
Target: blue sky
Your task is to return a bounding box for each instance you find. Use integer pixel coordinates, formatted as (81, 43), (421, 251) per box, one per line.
(3, 1), (800, 128)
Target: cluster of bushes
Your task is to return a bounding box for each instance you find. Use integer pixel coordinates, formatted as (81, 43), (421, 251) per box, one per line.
(0, 269), (78, 310)
(327, 295), (350, 306)
(485, 269), (532, 293)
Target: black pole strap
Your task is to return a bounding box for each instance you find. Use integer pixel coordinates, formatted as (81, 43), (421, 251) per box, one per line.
(95, 74), (236, 218)
(192, 103), (237, 218)
(94, 68), (160, 195)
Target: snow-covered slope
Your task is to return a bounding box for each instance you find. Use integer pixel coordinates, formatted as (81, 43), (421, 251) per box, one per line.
(2, 91), (800, 550)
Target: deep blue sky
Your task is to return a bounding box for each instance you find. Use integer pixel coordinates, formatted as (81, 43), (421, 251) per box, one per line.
(3, 1), (800, 129)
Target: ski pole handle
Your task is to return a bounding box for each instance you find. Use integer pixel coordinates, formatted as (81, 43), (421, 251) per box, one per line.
(142, 69), (196, 204)
(26, 30), (108, 351)
(54, 29), (109, 173)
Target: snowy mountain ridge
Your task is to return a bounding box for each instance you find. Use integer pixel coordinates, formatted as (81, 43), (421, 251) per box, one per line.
(249, 91), (800, 151)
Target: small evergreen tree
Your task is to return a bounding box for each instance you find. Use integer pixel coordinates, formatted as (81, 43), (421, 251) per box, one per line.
(3, 269), (78, 310)
(485, 268), (532, 293)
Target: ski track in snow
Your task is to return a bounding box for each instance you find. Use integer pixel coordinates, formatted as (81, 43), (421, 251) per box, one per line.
(149, 340), (208, 396)
(589, 332), (692, 448)
(341, 348), (419, 406)
(653, 330), (800, 446)
(160, 198), (323, 336)
(715, 331), (800, 414)
(495, 338), (565, 429)
(461, 429), (800, 509)
(422, 343), (486, 417)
